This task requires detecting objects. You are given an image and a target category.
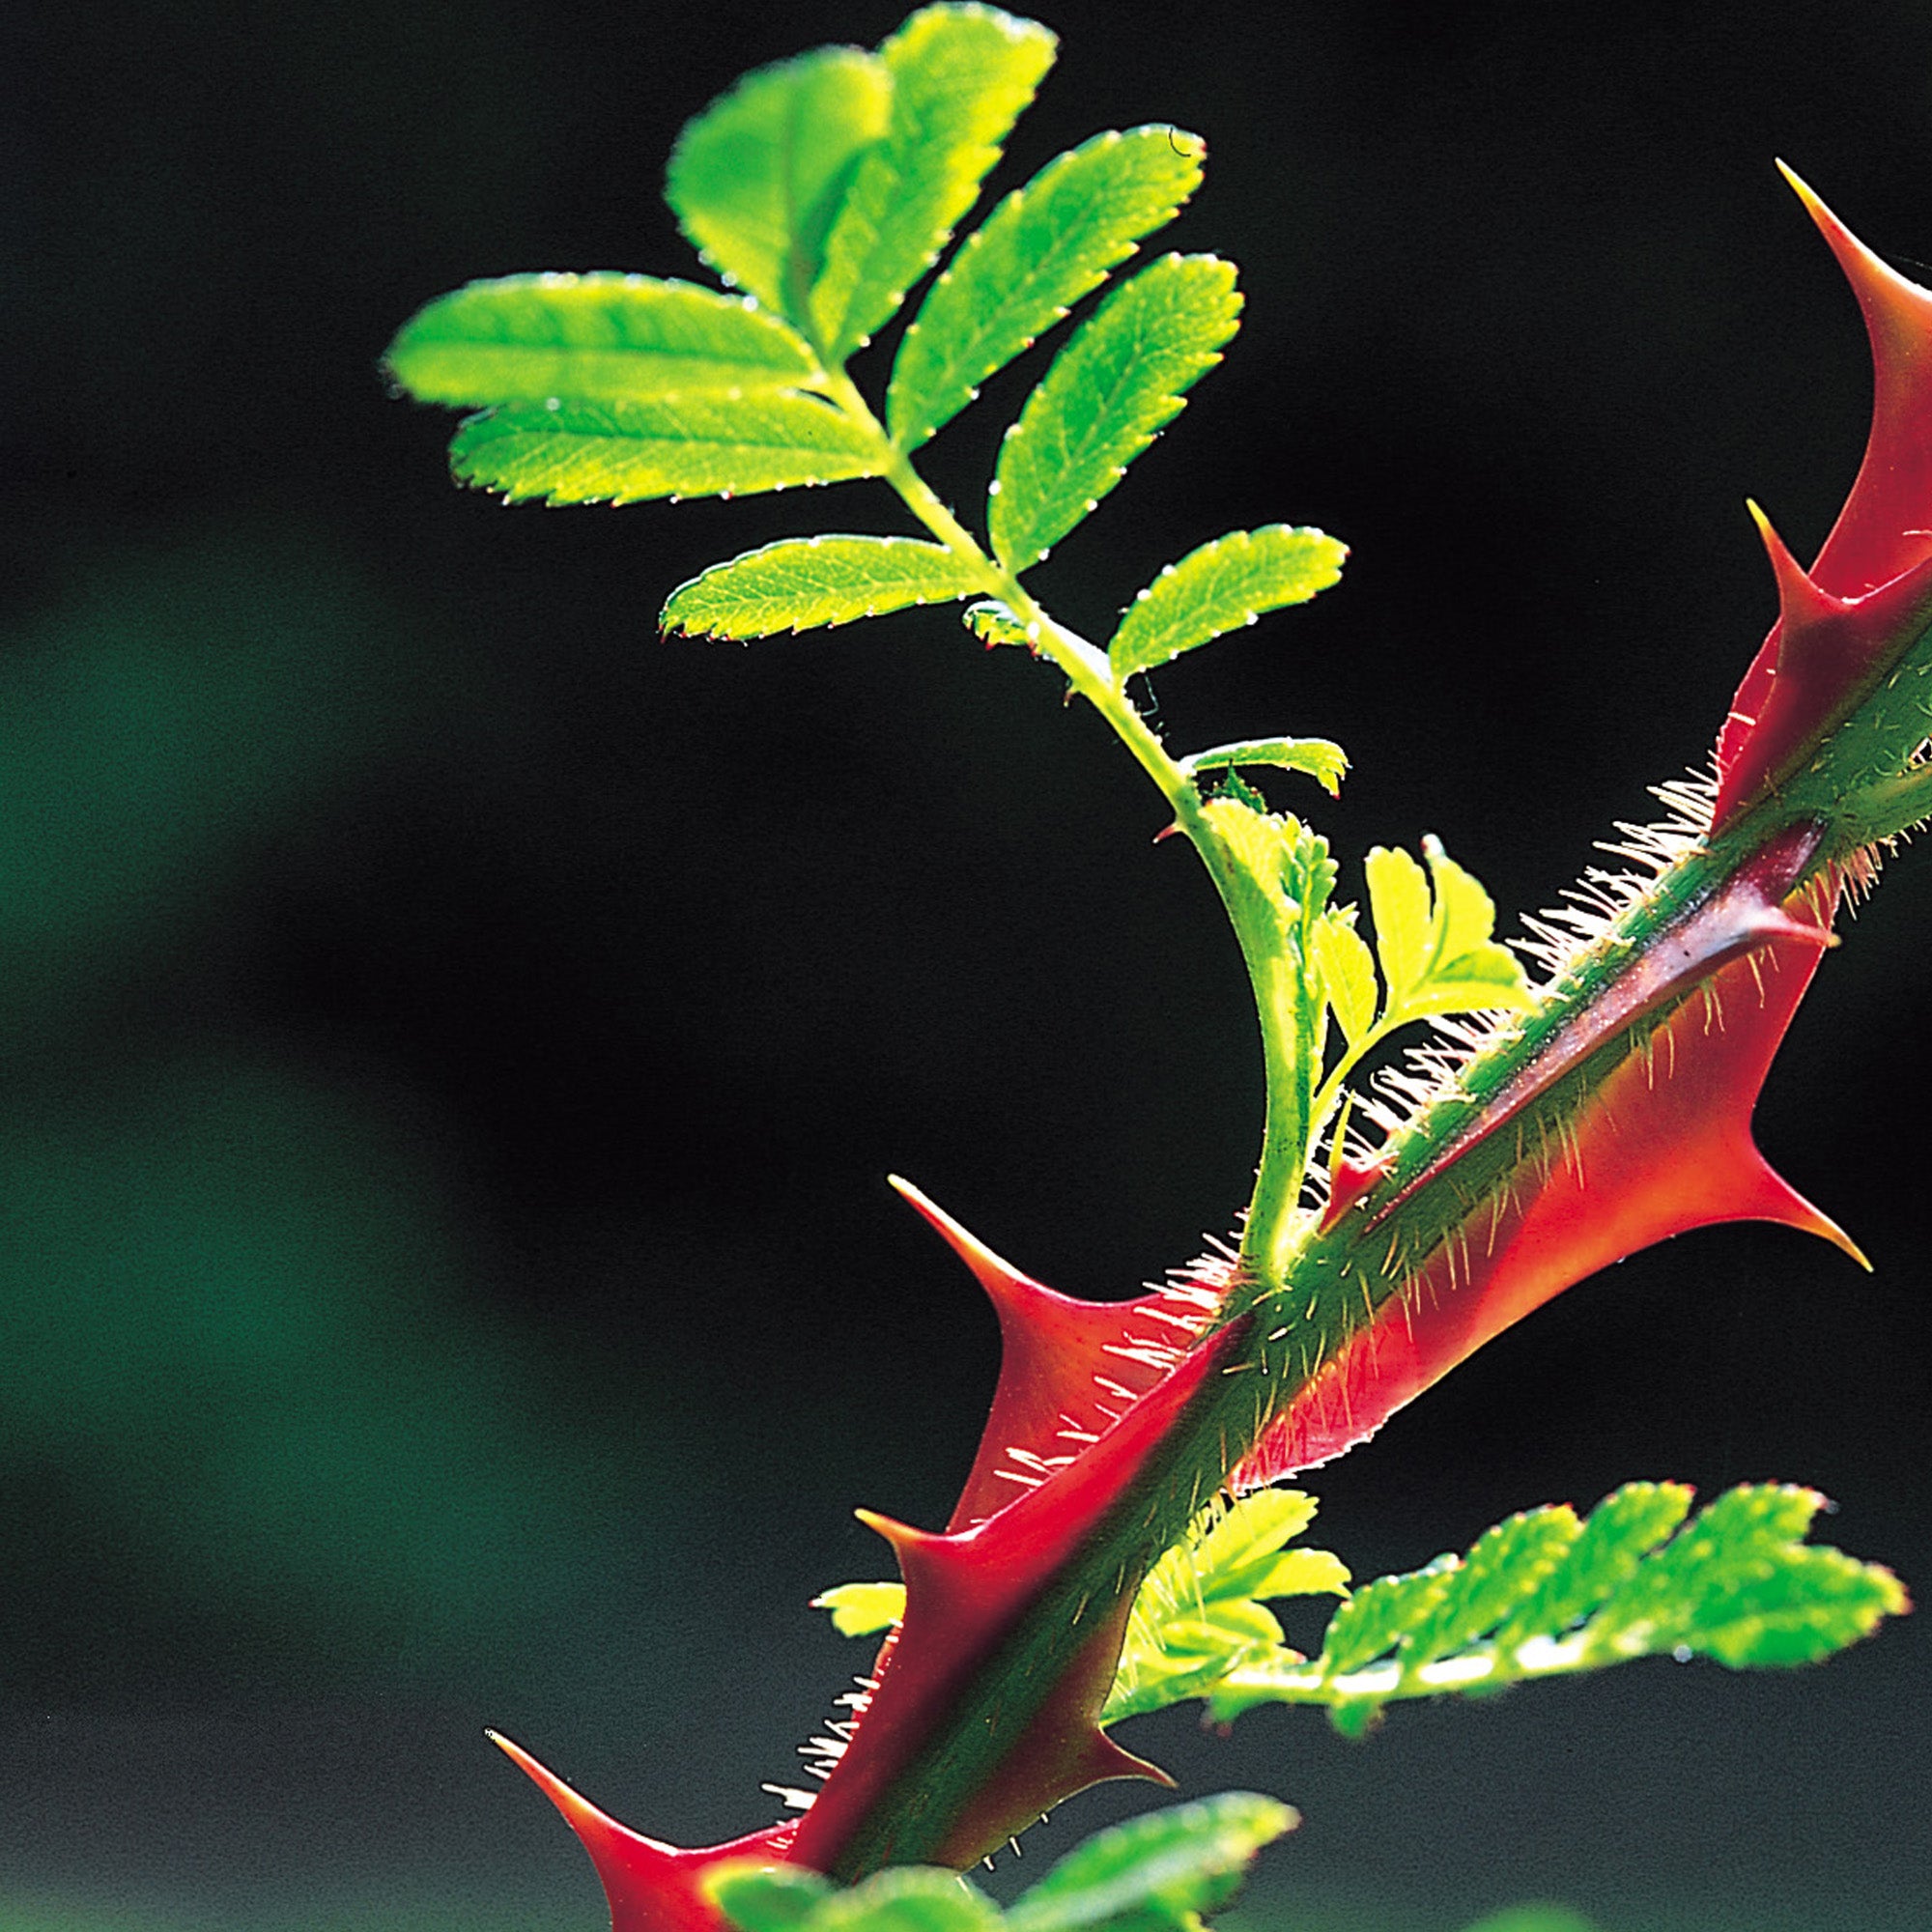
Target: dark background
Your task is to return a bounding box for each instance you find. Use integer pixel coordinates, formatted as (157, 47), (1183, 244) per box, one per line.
(3, 3), (1929, 1928)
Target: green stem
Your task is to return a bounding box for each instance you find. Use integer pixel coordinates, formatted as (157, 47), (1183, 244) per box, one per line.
(1832, 759), (1932, 850)
(821, 369), (1318, 1288)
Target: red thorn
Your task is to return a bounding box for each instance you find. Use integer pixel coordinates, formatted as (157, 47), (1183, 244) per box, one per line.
(1152, 820), (1183, 843)
(1081, 1727), (1178, 1791)
(1319, 1151), (1391, 1235)
(1713, 174), (1932, 826)
(888, 1175), (1041, 1308)
(488, 1731), (788, 1932)
(890, 1176), (1175, 1532)
(1743, 1157), (1870, 1269)
(1748, 500), (1847, 640)
(1777, 162), (1932, 599)
(854, 1507), (943, 1568)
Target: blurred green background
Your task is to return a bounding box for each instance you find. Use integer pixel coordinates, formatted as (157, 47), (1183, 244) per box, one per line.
(4, 2), (1929, 1928)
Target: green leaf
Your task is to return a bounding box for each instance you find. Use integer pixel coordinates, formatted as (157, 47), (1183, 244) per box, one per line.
(1491, 1481), (1690, 1653)
(383, 274), (823, 411)
(888, 126), (1206, 449)
(815, 1868), (1002, 1932)
(1363, 835), (1531, 1025)
(1205, 1482), (1906, 1730)
(1583, 1483), (1894, 1666)
(962, 598), (1037, 648)
(1185, 1489), (1321, 1598)
(1106, 1491), (1345, 1724)
(811, 6), (1059, 361)
(810, 1579), (906, 1636)
(447, 393), (883, 505)
(1003, 1793), (1295, 1932)
(1312, 909), (1378, 1048)
(1361, 843), (1433, 1006)
(1316, 1554), (1458, 1677)
(1109, 526), (1348, 680)
(1184, 737), (1350, 797)
(708, 1863), (838, 1932)
(1255, 1547), (1354, 1601)
(664, 537), (980, 639)
(990, 254), (1241, 570)
(666, 45), (892, 325)
(1393, 1507), (1581, 1671)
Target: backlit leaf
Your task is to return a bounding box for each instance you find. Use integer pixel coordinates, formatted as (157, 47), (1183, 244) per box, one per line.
(814, 1869), (1001, 1932)
(1107, 1491), (1344, 1724)
(1003, 1793), (1294, 1932)
(811, 6), (1058, 361)
(1491, 1481), (1690, 1652)
(810, 1579), (907, 1637)
(888, 126), (1205, 449)
(1364, 836), (1531, 1026)
(1394, 1507), (1580, 1670)
(1256, 1547), (1353, 1601)
(1185, 736), (1350, 797)
(1362, 844), (1432, 1006)
(383, 274), (822, 410)
(1205, 1483), (1906, 1730)
(448, 394), (882, 505)
(664, 537), (980, 638)
(1312, 910), (1378, 1048)
(1109, 526), (1347, 680)
(667, 46), (892, 325)
(1316, 1555), (1457, 1677)
(709, 1864), (838, 1932)
(990, 254), (1240, 569)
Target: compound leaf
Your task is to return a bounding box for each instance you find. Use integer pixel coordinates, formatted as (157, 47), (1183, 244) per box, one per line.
(1205, 1483), (1906, 1730)
(888, 125), (1206, 449)
(990, 254), (1240, 569)
(384, 274), (823, 411)
(667, 45), (892, 326)
(664, 536), (980, 638)
(1316, 1555), (1458, 1678)
(1110, 526), (1348, 680)
(1003, 1793), (1295, 1932)
(812, 5), (1058, 361)
(448, 394), (882, 505)
(1491, 1481), (1690, 1652)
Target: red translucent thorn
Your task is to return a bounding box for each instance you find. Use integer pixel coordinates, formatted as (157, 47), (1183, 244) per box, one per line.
(488, 1731), (785, 1932)
(888, 1174), (1041, 1306)
(1778, 162), (1932, 600)
(1714, 172), (1932, 824)
(890, 1175), (1167, 1531)
(1743, 1156), (1871, 1269)
(1749, 499), (1847, 643)
(853, 1506), (940, 1567)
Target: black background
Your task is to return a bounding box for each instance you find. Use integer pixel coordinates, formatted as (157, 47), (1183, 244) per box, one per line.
(3, 4), (1929, 1928)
